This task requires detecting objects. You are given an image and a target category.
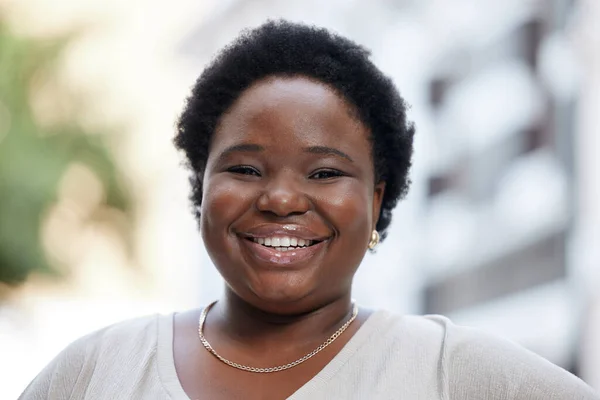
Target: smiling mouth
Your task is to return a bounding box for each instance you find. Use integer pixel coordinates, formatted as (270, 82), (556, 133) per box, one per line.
(247, 236), (322, 252)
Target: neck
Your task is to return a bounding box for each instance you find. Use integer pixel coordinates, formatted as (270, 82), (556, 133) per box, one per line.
(208, 291), (355, 350)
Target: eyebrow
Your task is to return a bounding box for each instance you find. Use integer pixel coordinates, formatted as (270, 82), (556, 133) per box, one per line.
(216, 143), (353, 163)
(216, 143), (265, 163)
(304, 146), (354, 162)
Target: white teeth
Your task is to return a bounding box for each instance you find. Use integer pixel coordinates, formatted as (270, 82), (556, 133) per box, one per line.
(273, 246), (298, 252)
(252, 236), (317, 249)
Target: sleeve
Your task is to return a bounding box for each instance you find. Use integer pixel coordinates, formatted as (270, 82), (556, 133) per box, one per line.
(444, 324), (600, 400)
(18, 335), (95, 400)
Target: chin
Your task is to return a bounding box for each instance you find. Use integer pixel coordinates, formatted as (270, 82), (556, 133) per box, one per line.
(252, 284), (310, 305)
(245, 279), (316, 311)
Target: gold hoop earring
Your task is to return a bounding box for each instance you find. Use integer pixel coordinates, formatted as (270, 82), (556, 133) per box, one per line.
(368, 230), (380, 249)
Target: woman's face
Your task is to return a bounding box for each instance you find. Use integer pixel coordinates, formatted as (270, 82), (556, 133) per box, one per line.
(201, 76), (384, 313)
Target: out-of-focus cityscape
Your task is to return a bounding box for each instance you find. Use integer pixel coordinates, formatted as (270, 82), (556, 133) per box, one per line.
(1, 0), (598, 397)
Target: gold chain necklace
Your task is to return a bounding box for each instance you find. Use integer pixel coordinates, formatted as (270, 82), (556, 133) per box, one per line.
(197, 301), (359, 373)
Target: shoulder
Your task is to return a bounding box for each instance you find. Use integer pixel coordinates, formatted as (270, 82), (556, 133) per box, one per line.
(371, 312), (598, 399)
(88, 313), (163, 349)
(369, 310), (450, 348)
(61, 313), (162, 363)
(19, 313), (166, 400)
(427, 315), (598, 399)
(359, 311), (451, 371)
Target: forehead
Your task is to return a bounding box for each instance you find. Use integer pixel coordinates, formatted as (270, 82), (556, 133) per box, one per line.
(210, 76), (371, 154)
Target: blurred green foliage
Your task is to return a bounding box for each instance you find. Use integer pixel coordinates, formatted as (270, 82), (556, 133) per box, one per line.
(0, 18), (131, 286)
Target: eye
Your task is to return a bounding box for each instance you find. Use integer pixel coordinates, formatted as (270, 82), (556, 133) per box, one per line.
(309, 169), (345, 180)
(227, 165), (261, 176)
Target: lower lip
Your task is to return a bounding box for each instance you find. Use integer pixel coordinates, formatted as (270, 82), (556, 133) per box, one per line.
(241, 239), (326, 266)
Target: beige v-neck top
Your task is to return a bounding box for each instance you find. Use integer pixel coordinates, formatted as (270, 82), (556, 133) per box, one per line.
(19, 310), (599, 399)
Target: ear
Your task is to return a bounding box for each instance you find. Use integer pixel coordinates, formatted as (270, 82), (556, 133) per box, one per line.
(372, 181), (386, 231)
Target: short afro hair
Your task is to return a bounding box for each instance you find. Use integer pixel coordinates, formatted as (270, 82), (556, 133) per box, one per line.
(175, 20), (415, 242)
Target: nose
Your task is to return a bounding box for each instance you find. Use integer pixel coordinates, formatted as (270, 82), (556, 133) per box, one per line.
(255, 174), (311, 217)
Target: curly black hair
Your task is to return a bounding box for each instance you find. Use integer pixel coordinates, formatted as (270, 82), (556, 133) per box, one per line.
(175, 20), (415, 241)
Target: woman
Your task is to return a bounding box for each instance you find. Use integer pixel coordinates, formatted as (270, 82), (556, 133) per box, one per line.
(21, 20), (598, 400)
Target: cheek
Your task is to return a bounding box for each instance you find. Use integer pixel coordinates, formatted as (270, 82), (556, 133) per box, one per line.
(200, 177), (255, 236)
(315, 181), (372, 236)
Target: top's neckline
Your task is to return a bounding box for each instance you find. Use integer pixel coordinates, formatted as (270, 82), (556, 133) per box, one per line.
(156, 307), (389, 400)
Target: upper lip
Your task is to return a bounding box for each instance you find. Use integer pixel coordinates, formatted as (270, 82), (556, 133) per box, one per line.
(238, 224), (330, 241)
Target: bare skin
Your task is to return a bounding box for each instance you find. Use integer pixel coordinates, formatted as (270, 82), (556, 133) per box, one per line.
(173, 76), (385, 399)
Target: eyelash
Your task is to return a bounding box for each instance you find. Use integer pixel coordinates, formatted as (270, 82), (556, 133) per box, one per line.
(227, 165), (260, 176)
(226, 166), (345, 180)
(309, 169), (345, 180)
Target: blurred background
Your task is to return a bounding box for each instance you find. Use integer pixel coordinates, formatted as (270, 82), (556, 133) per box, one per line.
(1, 0), (598, 397)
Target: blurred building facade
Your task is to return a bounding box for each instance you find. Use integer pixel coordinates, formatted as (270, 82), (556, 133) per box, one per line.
(417, 0), (586, 376)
